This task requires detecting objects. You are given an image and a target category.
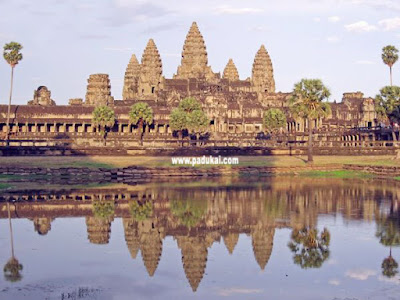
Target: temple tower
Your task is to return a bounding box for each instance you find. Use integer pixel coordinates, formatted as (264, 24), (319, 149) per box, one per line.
(28, 86), (56, 106)
(175, 22), (217, 81)
(138, 39), (163, 97)
(251, 45), (275, 93)
(122, 54), (141, 100)
(85, 216), (113, 244)
(222, 59), (239, 81)
(85, 74), (114, 106)
(251, 227), (275, 270)
(139, 225), (163, 277)
(177, 236), (208, 292)
(223, 232), (239, 255)
(123, 218), (140, 259)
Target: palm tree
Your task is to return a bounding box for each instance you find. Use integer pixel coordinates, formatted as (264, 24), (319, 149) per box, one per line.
(289, 79), (331, 163)
(3, 42), (23, 144)
(129, 102), (153, 145)
(287, 227), (331, 269)
(92, 105), (115, 145)
(382, 45), (399, 86)
(382, 249), (399, 278)
(3, 202), (23, 282)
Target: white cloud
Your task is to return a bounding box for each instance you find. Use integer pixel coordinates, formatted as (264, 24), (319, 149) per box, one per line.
(379, 17), (400, 31)
(345, 269), (377, 280)
(217, 288), (263, 297)
(328, 279), (341, 286)
(349, 0), (400, 11)
(344, 21), (378, 32)
(329, 16), (341, 23)
(215, 5), (264, 15)
(313, 17), (321, 22)
(355, 60), (376, 65)
(326, 35), (340, 43)
(249, 26), (269, 32)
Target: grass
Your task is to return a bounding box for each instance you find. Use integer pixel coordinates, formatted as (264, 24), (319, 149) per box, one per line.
(299, 170), (375, 179)
(395, 177), (400, 181)
(0, 183), (13, 190)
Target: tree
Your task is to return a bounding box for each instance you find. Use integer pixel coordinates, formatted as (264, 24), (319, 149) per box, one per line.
(170, 199), (207, 228)
(382, 255), (399, 278)
(129, 200), (153, 221)
(3, 42), (23, 144)
(92, 106), (115, 145)
(169, 97), (209, 145)
(129, 102), (153, 145)
(289, 79), (331, 163)
(382, 45), (399, 86)
(3, 202), (23, 282)
(375, 86), (400, 158)
(287, 227), (331, 269)
(263, 108), (287, 134)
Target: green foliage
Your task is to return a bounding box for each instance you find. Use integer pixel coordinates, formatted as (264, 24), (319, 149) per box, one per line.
(382, 256), (399, 278)
(3, 42), (23, 67)
(92, 200), (115, 219)
(169, 97), (209, 135)
(178, 97), (202, 113)
(263, 108), (287, 133)
(289, 79), (331, 121)
(376, 213), (400, 247)
(129, 200), (153, 221)
(375, 86), (400, 123)
(3, 257), (23, 282)
(170, 199), (207, 228)
(129, 102), (154, 127)
(263, 196), (287, 220)
(288, 227), (331, 269)
(382, 45), (399, 68)
(92, 106), (115, 129)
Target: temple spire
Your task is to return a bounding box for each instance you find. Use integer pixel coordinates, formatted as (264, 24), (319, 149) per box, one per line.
(175, 22), (217, 80)
(251, 44), (275, 93)
(138, 39), (163, 97)
(122, 54), (140, 100)
(223, 59), (239, 81)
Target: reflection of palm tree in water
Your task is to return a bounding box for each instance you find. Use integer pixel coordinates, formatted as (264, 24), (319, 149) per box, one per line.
(382, 247), (399, 278)
(287, 227), (330, 269)
(3, 202), (23, 282)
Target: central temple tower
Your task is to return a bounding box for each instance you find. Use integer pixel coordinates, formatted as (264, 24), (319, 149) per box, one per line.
(174, 22), (218, 81)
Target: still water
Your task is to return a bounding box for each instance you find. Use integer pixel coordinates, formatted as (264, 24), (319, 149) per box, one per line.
(1, 177), (400, 300)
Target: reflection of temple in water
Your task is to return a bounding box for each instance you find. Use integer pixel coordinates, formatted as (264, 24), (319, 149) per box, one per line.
(1, 178), (400, 292)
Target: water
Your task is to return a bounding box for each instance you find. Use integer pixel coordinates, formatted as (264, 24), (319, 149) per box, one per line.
(1, 177), (400, 300)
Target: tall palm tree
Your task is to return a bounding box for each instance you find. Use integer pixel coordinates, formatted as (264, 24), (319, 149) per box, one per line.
(382, 45), (399, 86)
(129, 102), (153, 145)
(3, 42), (23, 144)
(3, 202), (23, 282)
(92, 105), (115, 145)
(289, 79), (331, 163)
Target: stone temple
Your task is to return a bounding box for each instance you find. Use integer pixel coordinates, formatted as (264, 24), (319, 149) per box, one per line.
(0, 21), (385, 152)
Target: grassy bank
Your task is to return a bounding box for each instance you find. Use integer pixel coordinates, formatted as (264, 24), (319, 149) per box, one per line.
(0, 155), (398, 169)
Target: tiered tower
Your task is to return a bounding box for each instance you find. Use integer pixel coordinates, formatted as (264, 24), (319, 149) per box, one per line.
(177, 236), (208, 292)
(175, 22), (217, 81)
(251, 227), (275, 270)
(251, 45), (275, 93)
(85, 216), (113, 244)
(122, 54), (141, 100)
(222, 59), (239, 81)
(123, 218), (140, 259)
(85, 74), (114, 106)
(138, 39), (163, 97)
(223, 232), (239, 255)
(139, 225), (163, 276)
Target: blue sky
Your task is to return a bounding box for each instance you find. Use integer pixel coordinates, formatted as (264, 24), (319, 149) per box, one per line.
(1, 0), (400, 104)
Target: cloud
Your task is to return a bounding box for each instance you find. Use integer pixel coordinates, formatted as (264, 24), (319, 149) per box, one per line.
(378, 275), (400, 285)
(313, 17), (321, 22)
(249, 26), (269, 32)
(355, 60), (375, 65)
(326, 35), (340, 43)
(328, 279), (341, 286)
(217, 288), (263, 297)
(344, 21), (378, 32)
(215, 5), (264, 15)
(349, 0), (400, 11)
(379, 17), (400, 31)
(345, 269), (377, 280)
(328, 16), (341, 23)
(140, 22), (179, 34)
(104, 47), (135, 52)
(80, 33), (110, 40)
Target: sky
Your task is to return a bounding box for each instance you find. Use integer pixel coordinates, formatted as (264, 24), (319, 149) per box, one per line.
(0, 0), (400, 105)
